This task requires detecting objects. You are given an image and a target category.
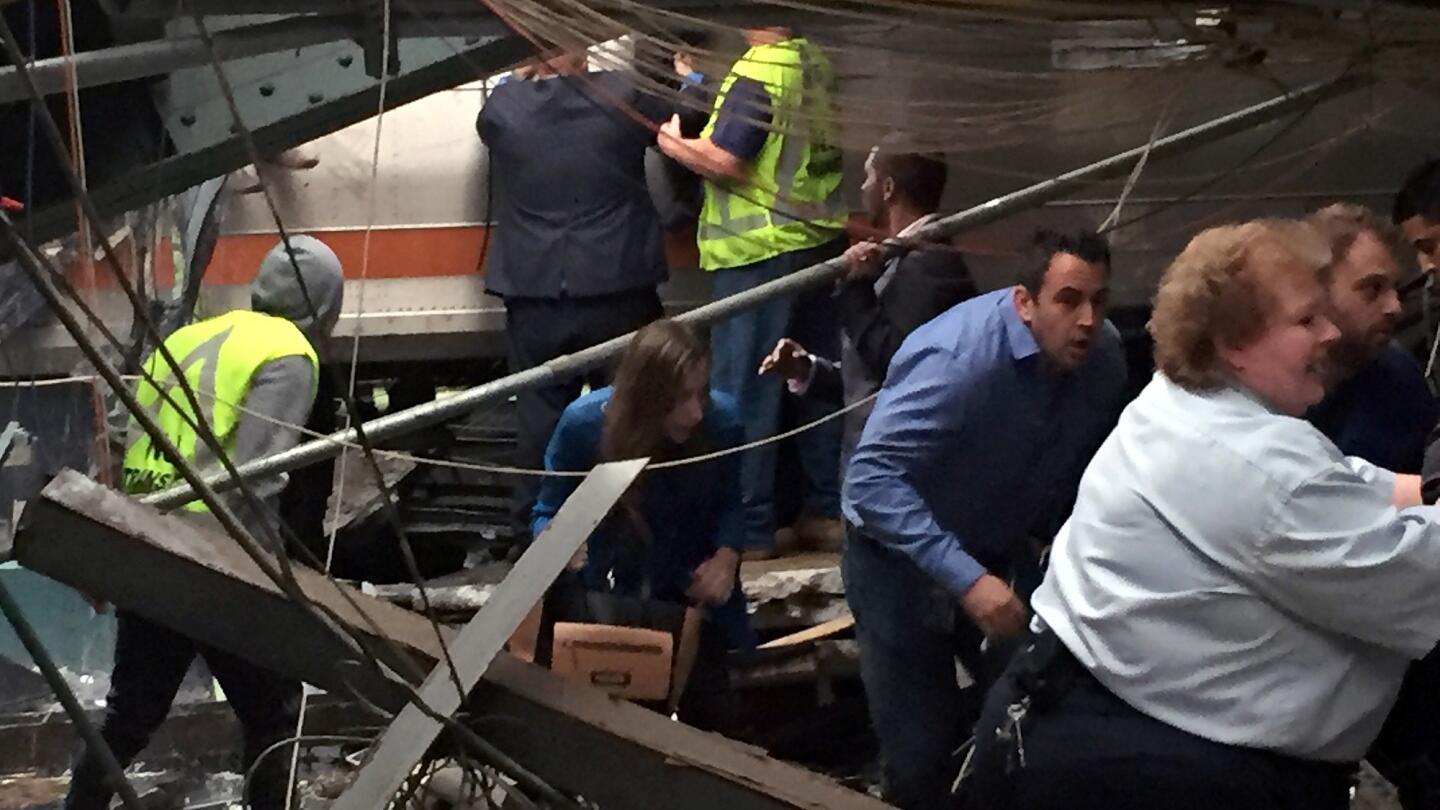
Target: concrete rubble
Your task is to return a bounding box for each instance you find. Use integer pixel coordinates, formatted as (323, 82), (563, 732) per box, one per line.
(360, 551), (853, 632)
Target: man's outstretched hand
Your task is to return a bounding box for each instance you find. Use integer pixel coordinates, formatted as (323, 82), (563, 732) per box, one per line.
(758, 338), (813, 383)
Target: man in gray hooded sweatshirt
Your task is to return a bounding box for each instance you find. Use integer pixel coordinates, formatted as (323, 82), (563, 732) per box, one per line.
(66, 236), (344, 810)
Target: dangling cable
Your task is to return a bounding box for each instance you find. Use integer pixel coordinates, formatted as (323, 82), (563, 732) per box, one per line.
(284, 0), (394, 804)
(54, 0), (93, 293)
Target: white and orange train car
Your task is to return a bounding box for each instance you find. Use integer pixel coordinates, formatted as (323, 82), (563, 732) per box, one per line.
(3, 77), (708, 383)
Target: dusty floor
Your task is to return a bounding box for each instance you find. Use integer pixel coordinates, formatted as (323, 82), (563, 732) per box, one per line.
(0, 771), (239, 810)
(0, 770), (348, 810)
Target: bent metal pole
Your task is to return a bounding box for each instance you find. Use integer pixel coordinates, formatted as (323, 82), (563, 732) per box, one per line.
(145, 71), (1365, 511)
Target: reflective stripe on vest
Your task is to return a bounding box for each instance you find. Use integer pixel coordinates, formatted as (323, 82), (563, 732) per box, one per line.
(698, 38), (847, 271)
(122, 310), (317, 510)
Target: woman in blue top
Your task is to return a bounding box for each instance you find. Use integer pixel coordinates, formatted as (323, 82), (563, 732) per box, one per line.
(532, 320), (755, 724)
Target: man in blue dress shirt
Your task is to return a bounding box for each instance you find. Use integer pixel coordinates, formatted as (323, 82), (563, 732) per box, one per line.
(841, 229), (1127, 810)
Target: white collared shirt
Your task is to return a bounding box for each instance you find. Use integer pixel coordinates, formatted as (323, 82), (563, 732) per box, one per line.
(1034, 373), (1440, 762)
(873, 213), (940, 296)
(896, 212), (939, 239)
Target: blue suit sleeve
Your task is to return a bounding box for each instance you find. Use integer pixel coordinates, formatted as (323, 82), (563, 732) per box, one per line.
(476, 87), (504, 145)
(708, 396), (746, 552)
(841, 345), (988, 596)
(530, 403), (598, 538)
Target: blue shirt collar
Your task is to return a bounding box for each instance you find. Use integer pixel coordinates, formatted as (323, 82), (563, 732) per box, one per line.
(998, 288), (1041, 361)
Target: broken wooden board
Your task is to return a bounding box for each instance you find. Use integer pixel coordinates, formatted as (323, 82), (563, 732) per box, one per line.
(14, 470), (895, 810)
(760, 615), (855, 650)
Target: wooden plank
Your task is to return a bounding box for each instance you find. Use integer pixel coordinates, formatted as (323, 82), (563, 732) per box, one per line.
(333, 458), (648, 810)
(759, 615), (855, 650)
(14, 470), (895, 810)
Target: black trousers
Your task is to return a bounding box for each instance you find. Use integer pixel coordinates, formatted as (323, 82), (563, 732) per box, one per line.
(504, 287), (664, 544)
(64, 612), (301, 810)
(967, 634), (1353, 810)
(1369, 645), (1440, 809)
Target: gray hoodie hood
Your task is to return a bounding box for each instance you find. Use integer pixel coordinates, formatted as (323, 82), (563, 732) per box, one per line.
(250, 235), (344, 340)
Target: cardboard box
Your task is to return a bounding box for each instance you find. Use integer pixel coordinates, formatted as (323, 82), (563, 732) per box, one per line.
(551, 623), (674, 701)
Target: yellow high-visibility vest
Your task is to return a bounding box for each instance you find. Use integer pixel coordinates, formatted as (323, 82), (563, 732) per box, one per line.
(122, 309), (317, 510)
(698, 37), (847, 271)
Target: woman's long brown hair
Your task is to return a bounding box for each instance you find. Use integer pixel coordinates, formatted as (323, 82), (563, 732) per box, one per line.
(599, 320), (710, 558)
(601, 318), (710, 464)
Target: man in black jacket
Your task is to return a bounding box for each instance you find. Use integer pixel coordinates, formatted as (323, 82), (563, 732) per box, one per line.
(478, 52), (671, 547)
(759, 138), (975, 480)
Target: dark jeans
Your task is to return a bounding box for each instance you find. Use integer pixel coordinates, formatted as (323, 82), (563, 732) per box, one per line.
(65, 613), (301, 810)
(967, 633), (1353, 810)
(504, 287), (664, 543)
(843, 528), (1017, 810)
(709, 238), (847, 551)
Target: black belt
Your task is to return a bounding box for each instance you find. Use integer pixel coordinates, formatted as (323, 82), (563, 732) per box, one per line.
(1013, 632), (1356, 787)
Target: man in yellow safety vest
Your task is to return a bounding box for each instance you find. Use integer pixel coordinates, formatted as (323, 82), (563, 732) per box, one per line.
(659, 26), (849, 558)
(65, 236), (344, 810)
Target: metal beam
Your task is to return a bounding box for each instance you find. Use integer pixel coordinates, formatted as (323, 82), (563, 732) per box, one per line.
(18, 470), (440, 710)
(334, 458), (648, 810)
(6, 34), (531, 254)
(142, 70), (1368, 511)
(15, 470), (895, 810)
(116, 0), (827, 18)
(0, 14), (503, 105)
